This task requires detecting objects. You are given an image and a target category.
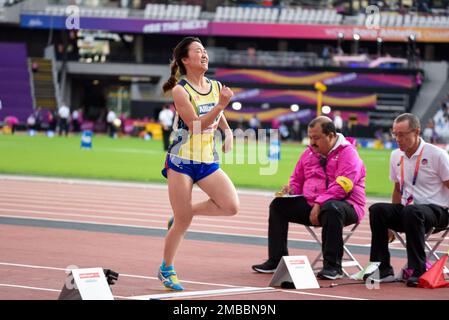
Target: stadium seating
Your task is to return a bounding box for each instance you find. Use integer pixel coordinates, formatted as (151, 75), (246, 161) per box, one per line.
(214, 5), (281, 23)
(45, 5), (129, 18)
(357, 11), (449, 28)
(0, 43), (34, 123)
(0, 0), (22, 7)
(144, 4), (201, 20)
(38, 2), (449, 28)
(29, 58), (58, 110)
(277, 7), (342, 25)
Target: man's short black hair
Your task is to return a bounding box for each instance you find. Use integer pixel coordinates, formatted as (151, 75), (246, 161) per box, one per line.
(308, 117), (337, 136)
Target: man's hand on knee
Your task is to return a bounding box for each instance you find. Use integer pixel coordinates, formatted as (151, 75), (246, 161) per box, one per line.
(310, 203), (321, 226)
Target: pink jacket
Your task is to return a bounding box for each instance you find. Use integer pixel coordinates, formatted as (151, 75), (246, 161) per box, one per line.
(289, 134), (366, 222)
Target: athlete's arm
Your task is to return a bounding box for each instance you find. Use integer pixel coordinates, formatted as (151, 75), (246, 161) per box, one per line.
(219, 115), (233, 153)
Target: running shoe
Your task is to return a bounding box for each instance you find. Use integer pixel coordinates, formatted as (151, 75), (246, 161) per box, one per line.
(158, 267), (184, 291)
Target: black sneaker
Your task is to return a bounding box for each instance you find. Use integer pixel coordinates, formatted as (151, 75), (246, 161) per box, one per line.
(317, 267), (344, 280)
(406, 270), (423, 287)
(252, 259), (279, 273)
(363, 266), (395, 283)
(406, 276), (420, 287)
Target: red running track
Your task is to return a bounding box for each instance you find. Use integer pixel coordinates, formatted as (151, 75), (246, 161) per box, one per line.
(0, 175), (448, 300)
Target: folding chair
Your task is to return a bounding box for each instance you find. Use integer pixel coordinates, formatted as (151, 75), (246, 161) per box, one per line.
(305, 223), (363, 277)
(390, 226), (449, 275)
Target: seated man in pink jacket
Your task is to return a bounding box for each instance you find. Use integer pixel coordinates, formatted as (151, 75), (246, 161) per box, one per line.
(252, 116), (366, 280)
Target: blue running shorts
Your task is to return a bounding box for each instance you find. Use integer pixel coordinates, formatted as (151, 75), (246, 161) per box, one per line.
(161, 154), (219, 183)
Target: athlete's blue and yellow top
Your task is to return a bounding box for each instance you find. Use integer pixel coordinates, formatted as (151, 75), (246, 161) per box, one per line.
(167, 77), (222, 163)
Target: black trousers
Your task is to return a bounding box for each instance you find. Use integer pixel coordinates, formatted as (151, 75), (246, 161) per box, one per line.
(59, 119), (68, 136)
(369, 203), (449, 275)
(107, 123), (116, 137)
(268, 197), (358, 270)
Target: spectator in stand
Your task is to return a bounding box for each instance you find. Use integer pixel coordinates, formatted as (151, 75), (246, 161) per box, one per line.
(422, 120), (437, 144)
(27, 112), (36, 132)
(158, 104), (175, 151)
(271, 118), (280, 130)
(34, 107), (43, 131)
(247, 47), (257, 65)
(322, 46), (330, 66)
(4, 116), (18, 134)
(237, 116), (245, 130)
(249, 114), (261, 140)
(31, 62), (39, 73)
(333, 111), (343, 133)
(279, 122), (290, 141)
(292, 119), (302, 142)
(416, 71), (423, 91)
(58, 102), (70, 136)
(49, 109), (57, 133)
(71, 108), (81, 133)
(106, 109), (117, 138)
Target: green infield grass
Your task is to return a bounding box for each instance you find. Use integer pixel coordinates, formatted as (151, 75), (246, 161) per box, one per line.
(0, 133), (393, 196)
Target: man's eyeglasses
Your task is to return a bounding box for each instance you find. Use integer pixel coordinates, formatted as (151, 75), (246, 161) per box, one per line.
(390, 129), (415, 139)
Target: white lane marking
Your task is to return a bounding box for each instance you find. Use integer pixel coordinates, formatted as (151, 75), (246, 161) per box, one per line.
(0, 174), (389, 201)
(126, 287), (276, 300)
(167, 289), (282, 300)
(280, 289), (368, 300)
(0, 174), (273, 198)
(0, 199), (275, 225)
(0, 194), (375, 236)
(0, 283), (60, 292)
(0, 261), (240, 288)
(0, 283), (137, 300)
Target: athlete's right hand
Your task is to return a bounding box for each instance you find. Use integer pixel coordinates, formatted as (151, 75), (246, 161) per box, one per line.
(217, 86), (234, 110)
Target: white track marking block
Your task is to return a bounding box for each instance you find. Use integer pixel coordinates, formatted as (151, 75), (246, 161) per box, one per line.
(71, 268), (114, 300)
(269, 256), (320, 289)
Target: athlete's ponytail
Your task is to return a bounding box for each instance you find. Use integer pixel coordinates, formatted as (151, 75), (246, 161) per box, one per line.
(162, 37), (202, 93)
(162, 60), (180, 93)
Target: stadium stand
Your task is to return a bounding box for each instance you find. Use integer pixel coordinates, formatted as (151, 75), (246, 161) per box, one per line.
(44, 5), (129, 18)
(0, 43), (34, 123)
(19, 0), (449, 29)
(355, 12), (449, 28)
(2, 0), (448, 140)
(144, 3), (201, 20)
(29, 58), (58, 110)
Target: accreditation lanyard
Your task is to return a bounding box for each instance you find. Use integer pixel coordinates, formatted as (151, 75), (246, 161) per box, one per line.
(400, 147), (424, 201)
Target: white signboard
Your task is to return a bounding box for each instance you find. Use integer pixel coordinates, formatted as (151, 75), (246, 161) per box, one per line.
(269, 256), (320, 289)
(71, 268), (114, 300)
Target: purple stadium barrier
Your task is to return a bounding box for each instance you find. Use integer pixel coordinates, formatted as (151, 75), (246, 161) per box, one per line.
(0, 43), (34, 124)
